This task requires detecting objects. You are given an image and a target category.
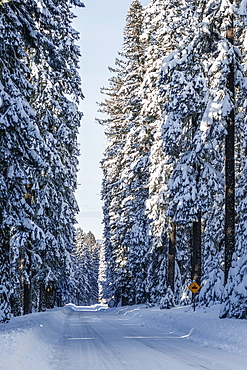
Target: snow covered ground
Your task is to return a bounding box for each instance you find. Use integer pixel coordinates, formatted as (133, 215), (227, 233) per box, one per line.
(0, 303), (246, 369)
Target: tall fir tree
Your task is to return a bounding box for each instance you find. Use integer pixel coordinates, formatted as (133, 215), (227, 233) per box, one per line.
(69, 229), (99, 306)
(220, 0), (247, 318)
(0, 0), (46, 321)
(0, 0), (84, 321)
(100, 0), (149, 306)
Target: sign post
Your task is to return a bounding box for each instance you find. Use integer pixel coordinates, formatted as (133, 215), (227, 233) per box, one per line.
(188, 281), (201, 311)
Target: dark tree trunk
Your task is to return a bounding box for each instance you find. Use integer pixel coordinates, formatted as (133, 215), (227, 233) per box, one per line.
(39, 284), (46, 312)
(24, 283), (32, 315)
(224, 14), (235, 285)
(190, 115), (202, 285)
(46, 285), (56, 309)
(191, 212), (202, 284)
(23, 249), (32, 315)
(167, 222), (176, 292)
(0, 227), (11, 321)
(23, 186), (33, 314)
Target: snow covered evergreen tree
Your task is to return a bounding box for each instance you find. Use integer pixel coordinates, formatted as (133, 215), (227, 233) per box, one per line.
(220, 0), (247, 317)
(99, 61), (129, 304)
(85, 231), (100, 303)
(158, 0), (246, 310)
(141, 0), (182, 306)
(99, 0), (247, 316)
(0, 0), (84, 321)
(69, 229), (99, 306)
(27, 0), (84, 309)
(100, 0), (149, 306)
(143, 0), (203, 306)
(0, 0), (46, 322)
(115, 0), (148, 305)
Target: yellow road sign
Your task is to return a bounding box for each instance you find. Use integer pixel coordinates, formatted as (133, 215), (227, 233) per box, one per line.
(188, 281), (201, 294)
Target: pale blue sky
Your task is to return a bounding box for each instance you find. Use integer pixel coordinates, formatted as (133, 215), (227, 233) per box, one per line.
(73, 0), (150, 239)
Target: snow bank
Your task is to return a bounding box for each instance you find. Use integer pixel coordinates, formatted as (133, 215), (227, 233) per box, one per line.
(0, 327), (49, 370)
(113, 304), (247, 357)
(0, 309), (65, 370)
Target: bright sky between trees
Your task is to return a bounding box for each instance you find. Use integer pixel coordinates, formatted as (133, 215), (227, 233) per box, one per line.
(73, 0), (150, 239)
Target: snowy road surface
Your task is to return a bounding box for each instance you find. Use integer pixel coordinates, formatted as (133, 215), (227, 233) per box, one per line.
(49, 305), (247, 370)
(1, 304), (247, 370)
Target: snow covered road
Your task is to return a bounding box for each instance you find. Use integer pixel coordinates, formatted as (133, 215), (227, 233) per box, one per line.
(1, 304), (247, 370)
(49, 305), (247, 370)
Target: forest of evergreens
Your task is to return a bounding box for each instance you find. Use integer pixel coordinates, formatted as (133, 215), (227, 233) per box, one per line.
(99, 0), (247, 319)
(0, 0), (86, 322)
(1, 0), (247, 323)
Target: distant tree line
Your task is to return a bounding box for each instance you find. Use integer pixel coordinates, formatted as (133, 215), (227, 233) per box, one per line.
(69, 229), (100, 306)
(99, 0), (247, 318)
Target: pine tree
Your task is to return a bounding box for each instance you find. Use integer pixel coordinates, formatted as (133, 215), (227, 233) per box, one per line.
(0, 0), (84, 320)
(85, 231), (100, 303)
(70, 228), (91, 305)
(143, 0), (200, 305)
(141, 0), (181, 305)
(220, 1), (247, 313)
(26, 0), (84, 309)
(70, 229), (99, 306)
(99, 72), (128, 304)
(224, 0), (235, 284)
(157, 1), (208, 305)
(98, 55), (129, 304)
(195, 0), (246, 311)
(99, 0), (149, 306)
(98, 238), (112, 303)
(0, 0), (46, 321)
(220, 0), (247, 318)
(160, 286), (175, 309)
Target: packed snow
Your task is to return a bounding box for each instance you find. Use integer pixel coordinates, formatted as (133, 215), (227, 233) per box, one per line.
(0, 303), (246, 369)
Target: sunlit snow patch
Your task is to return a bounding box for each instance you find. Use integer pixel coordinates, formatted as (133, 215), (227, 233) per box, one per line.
(63, 303), (108, 312)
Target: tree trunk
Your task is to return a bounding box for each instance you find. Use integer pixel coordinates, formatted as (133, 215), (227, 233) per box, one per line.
(46, 284), (56, 309)
(167, 222), (176, 292)
(0, 227), (11, 321)
(23, 249), (32, 315)
(24, 283), (32, 315)
(190, 114), (202, 285)
(39, 284), (46, 312)
(23, 186), (33, 314)
(225, 12), (235, 285)
(191, 212), (202, 284)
